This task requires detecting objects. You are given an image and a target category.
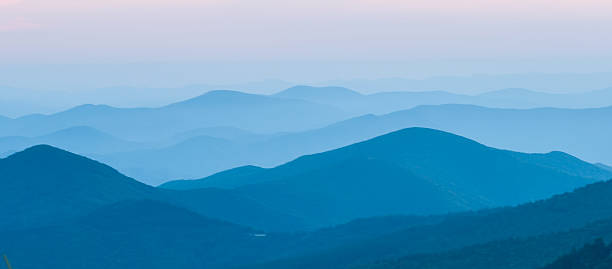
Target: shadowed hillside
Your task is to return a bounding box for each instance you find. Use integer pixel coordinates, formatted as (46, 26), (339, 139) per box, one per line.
(0, 145), (307, 232)
(164, 128), (608, 227)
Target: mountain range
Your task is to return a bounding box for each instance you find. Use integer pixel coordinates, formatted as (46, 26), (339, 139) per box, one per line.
(3, 86), (612, 183)
(0, 126), (147, 157)
(274, 85), (612, 115)
(243, 178), (612, 269)
(160, 128), (609, 227)
(0, 90), (348, 141)
(0, 145), (307, 232)
(113, 104), (612, 183)
(2, 133), (612, 269)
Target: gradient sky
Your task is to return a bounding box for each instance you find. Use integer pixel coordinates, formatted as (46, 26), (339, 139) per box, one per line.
(2, 0), (611, 63)
(1, 0), (612, 116)
(1, 0), (612, 94)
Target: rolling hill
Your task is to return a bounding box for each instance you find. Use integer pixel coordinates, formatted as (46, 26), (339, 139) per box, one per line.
(2, 139), (612, 269)
(163, 128), (610, 227)
(105, 104), (612, 183)
(248, 104), (612, 167)
(243, 178), (612, 269)
(0, 200), (282, 269)
(0, 145), (307, 232)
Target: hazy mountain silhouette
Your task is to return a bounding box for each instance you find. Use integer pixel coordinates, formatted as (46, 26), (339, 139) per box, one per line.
(250, 104), (612, 166)
(4, 87), (612, 183)
(476, 87), (612, 108)
(0, 90), (348, 141)
(170, 126), (272, 143)
(0, 126), (147, 155)
(164, 128), (608, 227)
(596, 163), (612, 172)
(93, 104), (612, 184)
(274, 85), (364, 105)
(161, 165), (267, 190)
(273, 86), (612, 115)
(99, 135), (246, 185)
(274, 86), (467, 114)
(0, 145), (308, 231)
(323, 73), (612, 93)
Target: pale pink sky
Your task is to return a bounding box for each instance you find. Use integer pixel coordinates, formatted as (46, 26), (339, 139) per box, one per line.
(1, 0), (611, 64)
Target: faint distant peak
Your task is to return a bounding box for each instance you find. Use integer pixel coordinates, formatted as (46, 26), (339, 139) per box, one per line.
(5, 144), (81, 161)
(596, 163), (612, 172)
(70, 103), (115, 111)
(478, 88), (546, 97)
(40, 126), (114, 139)
(586, 87), (612, 95)
(274, 85), (363, 100)
(166, 90), (269, 107)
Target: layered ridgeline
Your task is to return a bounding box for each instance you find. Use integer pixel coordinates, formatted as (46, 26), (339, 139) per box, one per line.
(0, 126), (148, 157)
(0, 90), (348, 140)
(0, 145), (307, 232)
(97, 104), (612, 184)
(243, 103), (612, 169)
(274, 85), (612, 114)
(3, 145), (612, 269)
(162, 128), (611, 227)
(2, 133), (612, 269)
(3, 89), (612, 184)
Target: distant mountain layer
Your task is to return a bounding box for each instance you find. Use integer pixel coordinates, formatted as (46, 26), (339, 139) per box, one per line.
(89, 104), (612, 184)
(243, 104), (612, 170)
(0, 90), (349, 141)
(274, 85), (612, 115)
(3, 103), (609, 186)
(597, 163), (612, 172)
(0, 126), (147, 155)
(3, 87), (612, 183)
(163, 128), (609, 227)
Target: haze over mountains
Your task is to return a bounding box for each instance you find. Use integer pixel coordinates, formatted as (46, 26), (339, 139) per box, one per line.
(275, 85), (612, 114)
(3, 82), (612, 269)
(2, 85), (612, 184)
(162, 128), (608, 227)
(0, 90), (348, 141)
(4, 72), (612, 117)
(1, 134), (612, 269)
(0, 145), (308, 232)
(5, 0), (612, 266)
